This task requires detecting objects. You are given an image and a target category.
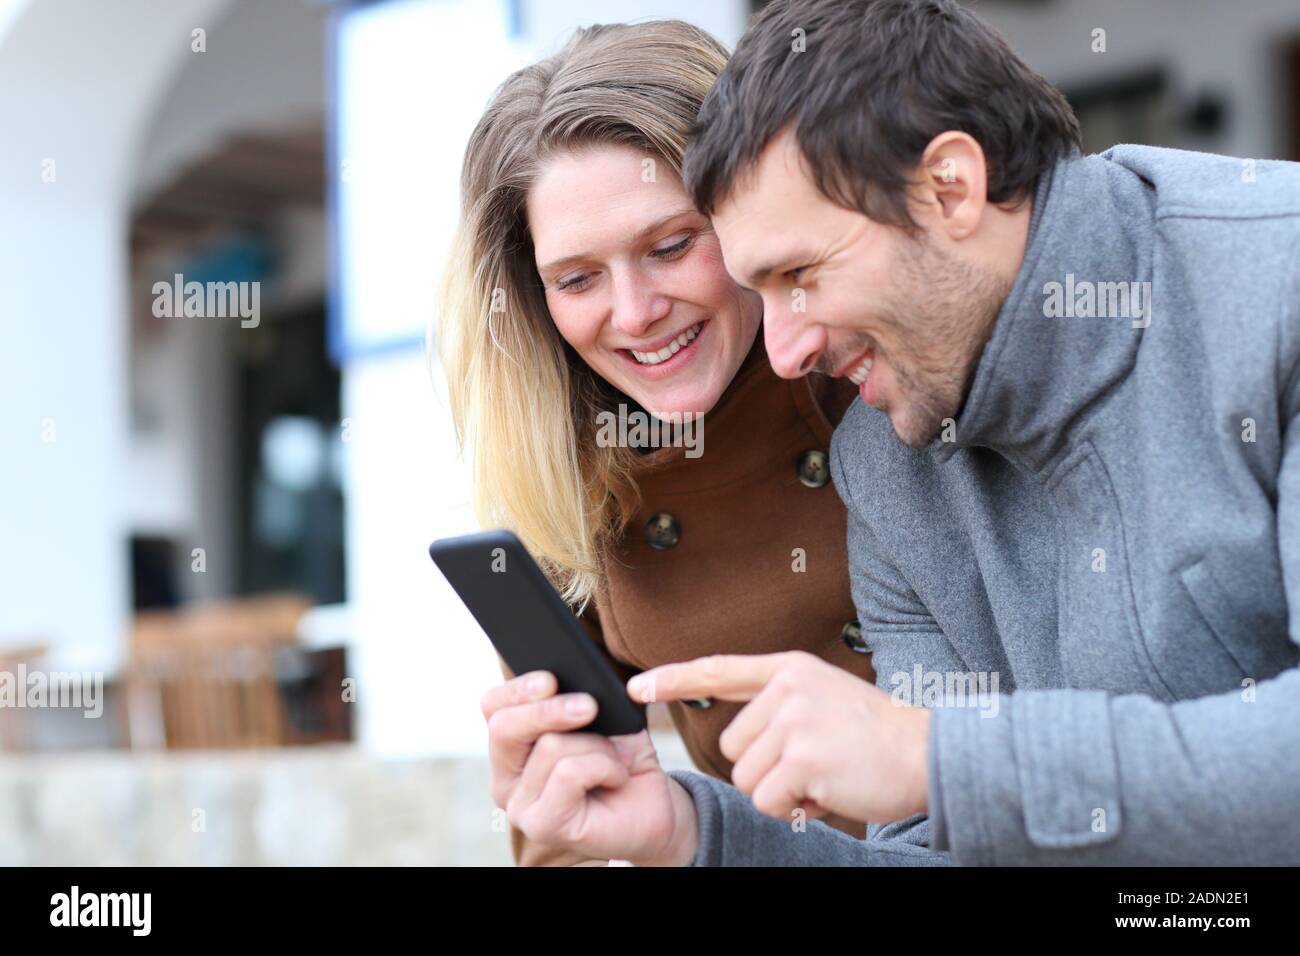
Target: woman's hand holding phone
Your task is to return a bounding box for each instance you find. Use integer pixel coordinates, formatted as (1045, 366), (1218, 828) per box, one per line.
(482, 670), (698, 866)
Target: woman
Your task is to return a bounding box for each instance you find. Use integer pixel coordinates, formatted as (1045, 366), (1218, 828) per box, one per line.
(438, 19), (870, 865)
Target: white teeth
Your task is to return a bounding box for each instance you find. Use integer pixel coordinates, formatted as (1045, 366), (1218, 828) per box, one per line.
(846, 356), (873, 385)
(630, 323), (702, 365)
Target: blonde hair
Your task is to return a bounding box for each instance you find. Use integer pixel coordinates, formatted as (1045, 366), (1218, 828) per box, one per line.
(437, 21), (729, 610)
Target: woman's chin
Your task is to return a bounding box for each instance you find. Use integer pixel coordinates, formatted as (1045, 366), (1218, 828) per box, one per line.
(633, 381), (722, 418)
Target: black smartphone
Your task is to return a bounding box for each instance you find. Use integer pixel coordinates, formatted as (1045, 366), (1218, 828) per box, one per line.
(429, 529), (647, 736)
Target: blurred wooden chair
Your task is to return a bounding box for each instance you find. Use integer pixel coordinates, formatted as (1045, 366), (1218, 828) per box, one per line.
(125, 594), (310, 750)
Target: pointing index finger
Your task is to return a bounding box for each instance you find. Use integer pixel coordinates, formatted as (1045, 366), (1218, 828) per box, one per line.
(627, 653), (788, 705)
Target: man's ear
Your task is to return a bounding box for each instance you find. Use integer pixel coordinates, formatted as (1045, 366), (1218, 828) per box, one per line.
(914, 131), (988, 241)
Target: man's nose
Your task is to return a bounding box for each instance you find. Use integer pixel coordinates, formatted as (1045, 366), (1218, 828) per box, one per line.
(763, 296), (822, 379)
(609, 271), (671, 338)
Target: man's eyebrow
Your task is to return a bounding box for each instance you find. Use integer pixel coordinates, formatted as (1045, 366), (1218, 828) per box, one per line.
(744, 256), (800, 289)
(537, 208), (701, 275)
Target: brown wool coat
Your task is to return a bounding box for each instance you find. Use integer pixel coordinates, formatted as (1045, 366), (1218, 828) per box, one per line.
(500, 340), (873, 865)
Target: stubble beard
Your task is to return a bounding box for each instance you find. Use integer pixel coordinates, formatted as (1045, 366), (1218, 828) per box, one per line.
(876, 233), (1012, 448)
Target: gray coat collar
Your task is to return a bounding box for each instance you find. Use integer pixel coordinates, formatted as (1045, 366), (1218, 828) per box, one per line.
(929, 150), (1156, 475)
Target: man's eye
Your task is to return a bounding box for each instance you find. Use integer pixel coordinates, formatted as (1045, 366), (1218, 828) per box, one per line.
(651, 234), (694, 259)
(785, 266), (807, 284)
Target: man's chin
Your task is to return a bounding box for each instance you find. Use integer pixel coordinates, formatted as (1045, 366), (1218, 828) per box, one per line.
(889, 406), (945, 449)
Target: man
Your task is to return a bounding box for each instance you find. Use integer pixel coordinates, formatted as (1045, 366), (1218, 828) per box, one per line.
(629, 0), (1300, 864)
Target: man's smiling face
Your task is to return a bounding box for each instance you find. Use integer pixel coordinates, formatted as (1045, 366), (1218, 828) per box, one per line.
(710, 126), (1011, 447)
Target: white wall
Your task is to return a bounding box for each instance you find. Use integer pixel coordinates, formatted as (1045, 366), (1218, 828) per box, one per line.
(0, 0), (328, 665)
(0, 0), (237, 672)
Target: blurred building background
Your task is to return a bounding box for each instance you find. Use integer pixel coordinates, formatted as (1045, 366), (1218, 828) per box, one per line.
(0, 0), (1297, 864)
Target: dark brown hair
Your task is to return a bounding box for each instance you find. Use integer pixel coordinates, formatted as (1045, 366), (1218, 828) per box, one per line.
(684, 0), (1082, 229)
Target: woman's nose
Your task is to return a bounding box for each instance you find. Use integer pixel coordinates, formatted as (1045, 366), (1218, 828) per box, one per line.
(609, 273), (671, 338)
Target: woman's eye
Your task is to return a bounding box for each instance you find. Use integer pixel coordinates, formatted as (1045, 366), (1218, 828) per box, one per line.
(556, 273), (592, 292)
(785, 266), (808, 284)
(651, 234), (694, 259)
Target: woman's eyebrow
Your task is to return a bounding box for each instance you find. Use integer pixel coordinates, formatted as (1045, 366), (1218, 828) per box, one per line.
(537, 208), (700, 275)
(627, 207), (700, 243)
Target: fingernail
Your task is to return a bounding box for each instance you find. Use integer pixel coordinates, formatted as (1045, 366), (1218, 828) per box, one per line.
(526, 673), (547, 696)
(565, 694), (594, 716)
(627, 676), (645, 695)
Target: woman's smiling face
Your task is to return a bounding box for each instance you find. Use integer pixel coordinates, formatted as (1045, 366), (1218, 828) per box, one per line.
(527, 143), (762, 417)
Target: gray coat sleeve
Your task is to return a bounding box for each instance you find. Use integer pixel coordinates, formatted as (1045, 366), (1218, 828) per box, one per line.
(667, 769), (952, 866)
(931, 669), (1300, 864)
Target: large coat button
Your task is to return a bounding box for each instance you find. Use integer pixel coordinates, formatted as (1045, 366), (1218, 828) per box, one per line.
(644, 512), (680, 550)
(841, 619), (869, 654)
(797, 450), (830, 488)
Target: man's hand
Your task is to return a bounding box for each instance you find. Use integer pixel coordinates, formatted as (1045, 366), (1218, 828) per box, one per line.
(627, 651), (930, 826)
